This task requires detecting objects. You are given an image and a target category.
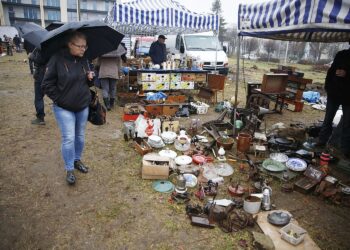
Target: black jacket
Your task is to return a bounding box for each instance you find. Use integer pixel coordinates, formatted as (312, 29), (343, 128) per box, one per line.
(325, 48), (350, 105)
(29, 48), (46, 82)
(149, 41), (166, 65)
(41, 49), (93, 112)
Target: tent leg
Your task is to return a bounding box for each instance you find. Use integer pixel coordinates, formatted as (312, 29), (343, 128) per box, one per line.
(233, 36), (241, 136)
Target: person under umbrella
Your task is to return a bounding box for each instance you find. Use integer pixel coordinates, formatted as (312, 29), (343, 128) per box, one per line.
(41, 31), (94, 185)
(97, 45), (125, 110)
(23, 29), (49, 125)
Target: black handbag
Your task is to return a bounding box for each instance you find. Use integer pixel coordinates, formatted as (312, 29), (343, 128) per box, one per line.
(88, 88), (106, 125)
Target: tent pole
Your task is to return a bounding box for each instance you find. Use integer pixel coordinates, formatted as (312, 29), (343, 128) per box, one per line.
(234, 36), (241, 107)
(233, 35), (241, 137)
(284, 41), (289, 64)
(214, 14), (220, 73)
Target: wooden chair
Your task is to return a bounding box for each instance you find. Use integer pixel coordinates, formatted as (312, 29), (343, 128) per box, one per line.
(207, 74), (226, 103)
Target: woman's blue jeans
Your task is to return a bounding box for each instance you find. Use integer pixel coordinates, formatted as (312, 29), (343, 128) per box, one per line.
(53, 105), (89, 171)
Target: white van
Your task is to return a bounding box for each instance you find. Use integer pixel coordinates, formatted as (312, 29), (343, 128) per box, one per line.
(167, 32), (229, 75)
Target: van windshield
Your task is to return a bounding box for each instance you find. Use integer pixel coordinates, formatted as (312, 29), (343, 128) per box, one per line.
(184, 35), (222, 51)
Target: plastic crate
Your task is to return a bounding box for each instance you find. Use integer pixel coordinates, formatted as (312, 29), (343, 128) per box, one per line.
(280, 223), (306, 245)
(190, 102), (209, 114)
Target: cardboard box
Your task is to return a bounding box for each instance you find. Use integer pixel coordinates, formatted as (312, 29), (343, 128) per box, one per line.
(261, 74), (288, 93)
(142, 153), (174, 179)
(155, 74), (170, 83)
(162, 120), (179, 132)
(138, 72), (156, 82)
(170, 73), (182, 83)
(155, 82), (170, 91)
(181, 73), (196, 81)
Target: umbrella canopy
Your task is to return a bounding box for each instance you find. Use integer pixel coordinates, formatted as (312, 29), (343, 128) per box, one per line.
(101, 44), (127, 58)
(40, 20), (125, 60)
(17, 22), (43, 36)
(45, 22), (64, 31)
(22, 29), (48, 48)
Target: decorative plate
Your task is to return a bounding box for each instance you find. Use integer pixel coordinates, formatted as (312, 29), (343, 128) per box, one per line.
(262, 159), (286, 172)
(175, 155), (192, 165)
(286, 158), (307, 171)
(270, 153), (289, 163)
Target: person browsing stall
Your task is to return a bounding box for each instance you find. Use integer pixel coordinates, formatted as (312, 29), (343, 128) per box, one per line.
(149, 35), (167, 66)
(41, 31), (94, 185)
(316, 45), (350, 159)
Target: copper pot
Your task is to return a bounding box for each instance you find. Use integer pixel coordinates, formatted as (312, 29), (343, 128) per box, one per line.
(237, 133), (252, 153)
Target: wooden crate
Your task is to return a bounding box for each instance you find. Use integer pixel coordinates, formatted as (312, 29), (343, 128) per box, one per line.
(181, 73), (196, 81)
(145, 106), (163, 116)
(195, 73), (207, 82)
(163, 105), (179, 116)
(261, 74), (288, 93)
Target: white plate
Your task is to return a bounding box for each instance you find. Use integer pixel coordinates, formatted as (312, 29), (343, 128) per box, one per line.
(175, 155), (192, 165)
(183, 174), (197, 187)
(270, 153), (289, 163)
(159, 149), (177, 159)
(215, 163), (234, 177)
(286, 158), (307, 171)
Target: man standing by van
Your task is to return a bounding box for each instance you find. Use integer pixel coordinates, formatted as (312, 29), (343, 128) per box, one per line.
(149, 35), (167, 66)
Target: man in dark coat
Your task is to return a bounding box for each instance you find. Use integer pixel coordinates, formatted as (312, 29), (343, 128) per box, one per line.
(317, 46), (350, 158)
(29, 48), (46, 125)
(149, 35), (167, 66)
(13, 34), (21, 52)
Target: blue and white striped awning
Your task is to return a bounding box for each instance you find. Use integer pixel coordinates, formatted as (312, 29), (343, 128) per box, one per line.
(238, 0), (350, 42)
(105, 0), (219, 35)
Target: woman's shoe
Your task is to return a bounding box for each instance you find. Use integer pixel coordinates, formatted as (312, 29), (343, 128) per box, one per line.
(74, 160), (89, 173)
(66, 170), (76, 185)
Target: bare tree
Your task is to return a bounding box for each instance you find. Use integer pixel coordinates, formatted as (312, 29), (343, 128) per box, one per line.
(225, 27), (238, 55)
(289, 42), (306, 61)
(264, 40), (277, 60)
(310, 42), (328, 61)
(243, 38), (259, 57)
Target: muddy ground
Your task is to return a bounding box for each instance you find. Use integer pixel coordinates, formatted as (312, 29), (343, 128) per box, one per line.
(1, 53), (350, 250)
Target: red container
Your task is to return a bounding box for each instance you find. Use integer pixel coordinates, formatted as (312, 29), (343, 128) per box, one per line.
(237, 133), (252, 153)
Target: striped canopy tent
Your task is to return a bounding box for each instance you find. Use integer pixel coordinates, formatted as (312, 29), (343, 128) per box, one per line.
(105, 0), (219, 36)
(233, 0), (350, 107)
(238, 0), (350, 42)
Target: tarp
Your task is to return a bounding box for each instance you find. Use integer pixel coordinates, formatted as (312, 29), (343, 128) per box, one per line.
(106, 0), (219, 35)
(238, 0), (350, 42)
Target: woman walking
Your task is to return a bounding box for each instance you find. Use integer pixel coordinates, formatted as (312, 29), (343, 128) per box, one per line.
(41, 31), (93, 185)
(98, 50), (123, 110)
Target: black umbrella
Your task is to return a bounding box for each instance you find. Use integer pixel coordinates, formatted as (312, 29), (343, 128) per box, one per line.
(22, 29), (48, 48)
(40, 20), (124, 60)
(17, 22), (43, 36)
(45, 22), (64, 31)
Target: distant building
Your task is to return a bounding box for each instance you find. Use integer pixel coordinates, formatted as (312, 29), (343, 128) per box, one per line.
(0, 0), (114, 27)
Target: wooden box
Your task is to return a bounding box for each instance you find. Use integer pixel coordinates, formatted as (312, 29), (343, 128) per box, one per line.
(166, 93), (186, 103)
(261, 74), (288, 93)
(134, 139), (153, 155)
(208, 74), (226, 90)
(145, 105), (163, 116)
(195, 73), (207, 82)
(163, 105), (179, 116)
(181, 73), (196, 81)
(294, 166), (325, 194)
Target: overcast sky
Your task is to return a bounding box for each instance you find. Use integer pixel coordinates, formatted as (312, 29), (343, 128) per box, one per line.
(176, 0), (267, 26)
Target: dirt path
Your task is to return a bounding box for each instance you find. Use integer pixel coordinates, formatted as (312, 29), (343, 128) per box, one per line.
(1, 54), (350, 250)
